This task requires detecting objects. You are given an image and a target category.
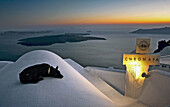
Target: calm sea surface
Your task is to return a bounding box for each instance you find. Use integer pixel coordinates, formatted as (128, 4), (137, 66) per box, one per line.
(0, 26), (170, 69)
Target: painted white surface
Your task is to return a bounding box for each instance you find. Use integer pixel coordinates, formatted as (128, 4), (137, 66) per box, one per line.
(66, 59), (147, 107)
(0, 50), (169, 107)
(84, 67), (126, 95)
(0, 61), (13, 69)
(83, 65), (170, 107)
(0, 50), (114, 107)
(160, 55), (170, 65)
(160, 46), (170, 56)
(139, 70), (170, 107)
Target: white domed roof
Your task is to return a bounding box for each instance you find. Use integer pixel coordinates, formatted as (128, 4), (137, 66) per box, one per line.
(0, 50), (114, 107)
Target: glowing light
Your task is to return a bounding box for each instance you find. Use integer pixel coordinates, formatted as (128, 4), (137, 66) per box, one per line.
(123, 54), (160, 87)
(134, 65), (141, 79)
(128, 62), (138, 65)
(123, 38), (160, 98)
(126, 62), (143, 80)
(126, 64), (148, 88)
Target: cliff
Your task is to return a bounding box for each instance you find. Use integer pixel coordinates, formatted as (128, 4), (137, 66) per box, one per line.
(131, 27), (170, 34)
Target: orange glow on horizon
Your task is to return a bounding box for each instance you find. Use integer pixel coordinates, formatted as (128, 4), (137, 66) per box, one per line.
(44, 17), (170, 25)
(44, 21), (170, 26)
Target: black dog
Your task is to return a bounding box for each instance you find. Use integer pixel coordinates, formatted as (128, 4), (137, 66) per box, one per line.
(19, 63), (63, 84)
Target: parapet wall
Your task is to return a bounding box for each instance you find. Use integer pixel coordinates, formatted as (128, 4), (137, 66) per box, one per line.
(139, 70), (170, 107)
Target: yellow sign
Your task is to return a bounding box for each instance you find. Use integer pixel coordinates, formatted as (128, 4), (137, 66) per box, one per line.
(123, 54), (160, 65)
(136, 38), (150, 53)
(123, 38), (160, 98)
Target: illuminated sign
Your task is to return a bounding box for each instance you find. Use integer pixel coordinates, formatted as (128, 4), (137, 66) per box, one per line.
(123, 54), (160, 65)
(136, 38), (150, 53)
(123, 38), (160, 98)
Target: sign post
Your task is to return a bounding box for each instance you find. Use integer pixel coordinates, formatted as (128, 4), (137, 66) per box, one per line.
(123, 38), (160, 98)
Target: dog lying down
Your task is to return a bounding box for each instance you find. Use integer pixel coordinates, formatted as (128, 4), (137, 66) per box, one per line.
(19, 63), (63, 84)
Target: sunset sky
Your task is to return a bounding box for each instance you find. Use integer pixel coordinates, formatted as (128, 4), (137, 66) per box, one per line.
(0, 0), (170, 28)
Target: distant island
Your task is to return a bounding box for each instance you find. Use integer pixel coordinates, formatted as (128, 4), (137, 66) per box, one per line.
(17, 33), (106, 46)
(131, 27), (170, 34)
(0, 30), (53, 35)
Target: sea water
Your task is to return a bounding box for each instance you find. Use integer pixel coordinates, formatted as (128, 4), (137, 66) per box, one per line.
(0, 25), (170, 69)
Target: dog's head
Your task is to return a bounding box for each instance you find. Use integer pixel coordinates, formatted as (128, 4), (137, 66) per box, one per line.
(50, 66), (63, 78)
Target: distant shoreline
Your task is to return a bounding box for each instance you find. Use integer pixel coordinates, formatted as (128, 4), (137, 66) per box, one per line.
(17, 33), (106, 46)
(0, 30), (53, 35)
(131, 27), (170, 34)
